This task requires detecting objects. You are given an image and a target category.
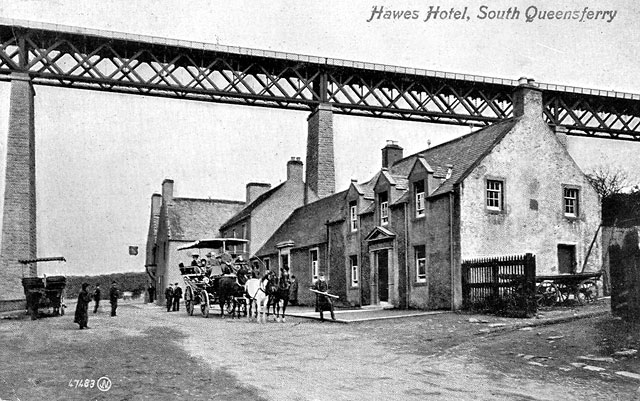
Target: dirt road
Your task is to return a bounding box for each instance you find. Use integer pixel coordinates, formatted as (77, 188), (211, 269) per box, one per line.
(1, 301), (638, 400)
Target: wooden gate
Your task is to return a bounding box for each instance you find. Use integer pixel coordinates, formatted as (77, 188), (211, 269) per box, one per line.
(462, 253), (537, 317)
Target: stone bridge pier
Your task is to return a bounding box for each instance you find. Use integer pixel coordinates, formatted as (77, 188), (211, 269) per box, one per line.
(0, 72), (37, 303)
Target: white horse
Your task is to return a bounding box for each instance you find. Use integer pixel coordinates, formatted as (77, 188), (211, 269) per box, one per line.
(244, 276), (273, 323)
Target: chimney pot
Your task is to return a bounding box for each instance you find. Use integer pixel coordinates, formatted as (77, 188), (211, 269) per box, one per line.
(287, 157), (304, 182)
(513, 76), (542, 119)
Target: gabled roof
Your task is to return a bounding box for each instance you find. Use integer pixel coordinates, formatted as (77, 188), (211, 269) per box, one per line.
(389, 118), (518, 196)
(256, 190), (348, 255)
(364, 226), (396, 243)
(220, 182), (284, 230)
(410, 157), (434, 175)
(166, 198), (245, 241)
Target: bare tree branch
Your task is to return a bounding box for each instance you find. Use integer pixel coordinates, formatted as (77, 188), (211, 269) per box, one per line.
(585, 165), (632, 199)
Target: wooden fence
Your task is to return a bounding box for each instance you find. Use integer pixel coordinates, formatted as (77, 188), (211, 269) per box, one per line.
(462, 253), (537, 317)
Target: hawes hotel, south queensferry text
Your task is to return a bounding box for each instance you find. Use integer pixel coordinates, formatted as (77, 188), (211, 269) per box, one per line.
(365, 5), (618, 23)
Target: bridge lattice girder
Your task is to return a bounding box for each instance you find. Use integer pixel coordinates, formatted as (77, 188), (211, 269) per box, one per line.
(0, 20), (639, 140)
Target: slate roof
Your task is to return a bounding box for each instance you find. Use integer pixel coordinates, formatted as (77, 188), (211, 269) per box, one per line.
(389, 118), (518, 197)
(219, 183), (284, 230)
(354, 172), (379, 200)
(256, 190), (348, 256)
(166, 198), (245, 241)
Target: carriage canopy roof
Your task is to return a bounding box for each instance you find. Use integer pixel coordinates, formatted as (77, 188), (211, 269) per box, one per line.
(177, 238), (248, 251)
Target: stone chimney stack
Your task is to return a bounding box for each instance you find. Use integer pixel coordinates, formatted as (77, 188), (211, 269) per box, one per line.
(162, 179), (174, 203)
(382, 140), (404, 168)
(246, 182), (271, 205)
(151, 193), (162, 216)
(306, 103), (335, 199)
(513, 77), (543, 119)
(287, 157), (304, 182)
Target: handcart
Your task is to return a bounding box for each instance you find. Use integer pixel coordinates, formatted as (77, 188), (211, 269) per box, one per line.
(19, 257), (67, 319)
(535, 271), (602, 307)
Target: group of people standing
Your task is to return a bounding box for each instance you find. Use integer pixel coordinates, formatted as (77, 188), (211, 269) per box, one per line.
(164, 283), (183, 312)
(73, 281), (119, 330)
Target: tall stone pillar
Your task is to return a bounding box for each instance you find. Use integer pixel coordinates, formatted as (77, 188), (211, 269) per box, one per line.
(306, 103), (335, 200)
(1, 72), (36, 301)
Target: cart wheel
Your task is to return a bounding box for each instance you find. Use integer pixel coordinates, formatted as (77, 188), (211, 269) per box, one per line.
(536, 282), (559, 307)
(184, 287), (194, 316)
(577, 280), (597, 304)
(201, 291), (210, 318)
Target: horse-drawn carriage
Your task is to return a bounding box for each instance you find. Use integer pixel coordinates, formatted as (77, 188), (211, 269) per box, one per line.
(176, 238), (293, 322)
(177, 238), (252, 318)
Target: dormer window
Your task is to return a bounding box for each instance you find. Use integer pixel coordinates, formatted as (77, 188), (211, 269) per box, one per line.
(414, 180), (425, 217)
(349, 201), (358, 232)
(379, 191), (389, 225)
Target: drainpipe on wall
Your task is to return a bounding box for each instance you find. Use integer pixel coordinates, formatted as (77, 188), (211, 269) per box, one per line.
(449, 191), (455, 311)
(404, 202), (410, 309)
(357, 204), (363, 307)
(326, 220), (330, 284)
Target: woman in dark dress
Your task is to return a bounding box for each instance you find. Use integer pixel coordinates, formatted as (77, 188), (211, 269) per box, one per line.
(74, 283), (91, 329)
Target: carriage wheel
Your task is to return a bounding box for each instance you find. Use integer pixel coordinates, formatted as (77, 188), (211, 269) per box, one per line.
(201, 291), (210, 318)
(184, 287), (194, 316)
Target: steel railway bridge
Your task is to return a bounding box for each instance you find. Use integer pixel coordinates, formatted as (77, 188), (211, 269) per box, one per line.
(0, 18), (639, 300)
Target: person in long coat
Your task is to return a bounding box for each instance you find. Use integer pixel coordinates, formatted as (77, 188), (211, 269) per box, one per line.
(109, 281), (119, 317)
(312, 273), (335, 321)
(165, 284), (174, 312)
(92, 284), (101, 313)
(172, 283), (182, 311)
(74, 283), (91, 329)
(289, 275), (299, 306)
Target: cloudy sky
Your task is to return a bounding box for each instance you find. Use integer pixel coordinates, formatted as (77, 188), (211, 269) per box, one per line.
(0, 0), (638, 276)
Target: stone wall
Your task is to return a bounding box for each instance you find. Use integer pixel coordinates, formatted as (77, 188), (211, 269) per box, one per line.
(306, 104), (335, 199)
(459, 115), (602, 276)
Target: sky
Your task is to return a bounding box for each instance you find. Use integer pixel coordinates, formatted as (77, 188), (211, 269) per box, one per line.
(0, 0), (638, 276)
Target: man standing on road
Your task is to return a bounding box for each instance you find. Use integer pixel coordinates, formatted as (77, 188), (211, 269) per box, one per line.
(92, 284), (101, 313)
(173, 283), (182, 311)
(290, 275), (299, 306)
(312, 273), (335, 321)
(165, 284), (174, 312)
(109, 281), (119, 317)
(148, 284), (155, 303)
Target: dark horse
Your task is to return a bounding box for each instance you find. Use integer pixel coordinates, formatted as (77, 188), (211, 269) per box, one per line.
(216, 263), (251, 319)
(269, 271), (291, 322)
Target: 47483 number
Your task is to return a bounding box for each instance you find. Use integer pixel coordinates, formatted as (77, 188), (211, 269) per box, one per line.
(68, 376), (111, 392)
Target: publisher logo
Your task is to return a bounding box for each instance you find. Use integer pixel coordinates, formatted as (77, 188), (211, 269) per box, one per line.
(96, 376), (112, 392)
